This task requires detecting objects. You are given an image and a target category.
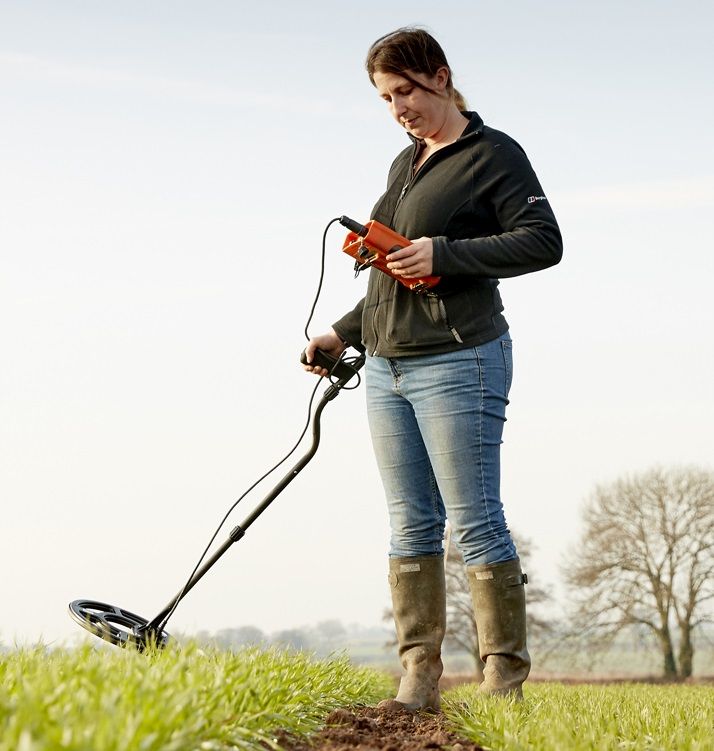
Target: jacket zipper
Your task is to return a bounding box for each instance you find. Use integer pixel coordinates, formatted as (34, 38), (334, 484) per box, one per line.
(371, 146), (421, 356)
(394, 141), (422, 213)
(395, 170), (413, 212)
(436, 296), (463, 343)
(370, 273), (382, 356)
(372, 143), (464, 354)
(409, 148), (464, 344)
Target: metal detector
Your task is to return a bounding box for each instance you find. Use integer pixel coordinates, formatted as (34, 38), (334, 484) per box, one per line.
(69, 351), (365, 651)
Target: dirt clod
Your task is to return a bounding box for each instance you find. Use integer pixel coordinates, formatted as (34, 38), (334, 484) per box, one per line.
(274, 705), (485, 751)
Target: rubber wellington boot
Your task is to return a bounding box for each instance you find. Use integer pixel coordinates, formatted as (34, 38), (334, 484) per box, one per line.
(379, 555), (446, 712)
(467, 558), (531, 698)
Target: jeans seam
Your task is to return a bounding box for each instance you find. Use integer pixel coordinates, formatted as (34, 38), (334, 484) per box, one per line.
(427, 463), (444, 553)
(501, 340), (513, 396)
(473, 346), (492, 531)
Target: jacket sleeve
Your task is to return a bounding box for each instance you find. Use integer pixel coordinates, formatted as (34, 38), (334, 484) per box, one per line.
(431, 140), (562, 278)
(332, 297), (365, 352)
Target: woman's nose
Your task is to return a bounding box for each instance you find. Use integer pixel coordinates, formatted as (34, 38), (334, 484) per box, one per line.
(392, 96), (407, 118)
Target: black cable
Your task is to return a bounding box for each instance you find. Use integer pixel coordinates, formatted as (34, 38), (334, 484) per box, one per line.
(304, 217), (362, 386)
(157, 377), (322, 634)
(157, 216), (351, 634)
(327, 354), (362, 390)
(304, 217), (342, 341)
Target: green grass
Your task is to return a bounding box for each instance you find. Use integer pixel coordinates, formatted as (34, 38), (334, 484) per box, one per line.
(4, 645), (712, 751)
(444, 682), (714, 751)
(0, 643), (393, 751)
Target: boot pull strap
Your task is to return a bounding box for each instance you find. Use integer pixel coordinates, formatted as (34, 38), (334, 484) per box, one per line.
(505, 573), (528, 587)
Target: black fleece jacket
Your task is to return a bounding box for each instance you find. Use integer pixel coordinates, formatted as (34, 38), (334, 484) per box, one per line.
(333, 112), (562, 357)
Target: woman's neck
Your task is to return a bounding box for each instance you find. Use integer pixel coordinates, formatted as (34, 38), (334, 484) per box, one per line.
(424, 107), (469, 151)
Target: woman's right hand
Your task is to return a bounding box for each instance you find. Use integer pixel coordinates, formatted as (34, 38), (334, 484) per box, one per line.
(303, 329), (347, 377)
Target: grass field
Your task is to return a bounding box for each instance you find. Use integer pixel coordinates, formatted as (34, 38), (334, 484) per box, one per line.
(0, 643), (392, 751)
(2, 644), (712, 751)
(445, 682), (714, 751)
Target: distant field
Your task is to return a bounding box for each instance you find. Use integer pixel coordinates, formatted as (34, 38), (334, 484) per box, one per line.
(339, 630), (714, 680)
(2, 644), (712, 751)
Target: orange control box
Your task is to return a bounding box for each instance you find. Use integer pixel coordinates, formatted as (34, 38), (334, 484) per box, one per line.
(342, 220), (441, 293)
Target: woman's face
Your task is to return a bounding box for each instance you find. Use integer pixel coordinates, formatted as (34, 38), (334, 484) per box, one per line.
(373, 68), (450, 140)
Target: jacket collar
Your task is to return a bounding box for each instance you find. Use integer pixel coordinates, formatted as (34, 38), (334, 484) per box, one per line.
(407, 110), (484, 146)
(462, 110), (485, 137)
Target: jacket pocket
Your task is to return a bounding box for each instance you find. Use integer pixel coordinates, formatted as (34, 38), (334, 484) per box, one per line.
(433, 295), (463, 343)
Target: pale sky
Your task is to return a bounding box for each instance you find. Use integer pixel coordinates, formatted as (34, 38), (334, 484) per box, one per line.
(1, 1), (713, 646)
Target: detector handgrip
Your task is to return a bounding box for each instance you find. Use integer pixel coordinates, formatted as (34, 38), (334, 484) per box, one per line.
(300, 348), (357, 380)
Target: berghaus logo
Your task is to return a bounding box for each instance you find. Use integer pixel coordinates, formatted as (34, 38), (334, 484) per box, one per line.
(527, 195), (547, 203)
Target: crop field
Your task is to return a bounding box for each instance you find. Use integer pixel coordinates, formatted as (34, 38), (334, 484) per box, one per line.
(444, 683), (714, 751)
(1, 644), (712, 751)
(0, 644), (392, 751)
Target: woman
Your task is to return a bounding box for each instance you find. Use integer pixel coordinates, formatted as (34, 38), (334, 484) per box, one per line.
(305, 27), (562, 710)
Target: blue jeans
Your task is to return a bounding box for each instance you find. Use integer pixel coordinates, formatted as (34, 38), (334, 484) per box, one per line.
(366, 333), (517, 567)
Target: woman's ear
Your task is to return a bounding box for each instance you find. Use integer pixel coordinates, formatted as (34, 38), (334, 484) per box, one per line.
(434, 66), (450, 91)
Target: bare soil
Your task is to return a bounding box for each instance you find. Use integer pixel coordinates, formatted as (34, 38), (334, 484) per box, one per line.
(273, 705), (485, 751)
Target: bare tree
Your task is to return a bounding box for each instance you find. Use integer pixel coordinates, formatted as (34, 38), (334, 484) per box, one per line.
(444, 530), (553, 677)
(563, 466), (714, 679)
(214, 625), (267, 649)
(443, 543), (483, 679)
(271, 627), (311, 651)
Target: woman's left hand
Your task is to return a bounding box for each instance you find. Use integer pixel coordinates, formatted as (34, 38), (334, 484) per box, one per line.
(386, 237), (433, 278)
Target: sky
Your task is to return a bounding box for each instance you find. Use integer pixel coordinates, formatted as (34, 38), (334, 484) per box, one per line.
(1, 0), (713, 647)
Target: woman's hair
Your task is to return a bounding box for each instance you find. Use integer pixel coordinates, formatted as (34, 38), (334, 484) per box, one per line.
(366, 27), (468, 110)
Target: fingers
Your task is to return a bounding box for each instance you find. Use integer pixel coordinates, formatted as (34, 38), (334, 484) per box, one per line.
(305, 339), (318, 363)
(302, 364), (328, 377)
(302, 329), (345, 378)
(386, 237), (433, 278)
(302, 349), (327, 376)
(385, 245), (414, 262)
(303, 339), (324, 376)
(387, 254), (428, 278)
